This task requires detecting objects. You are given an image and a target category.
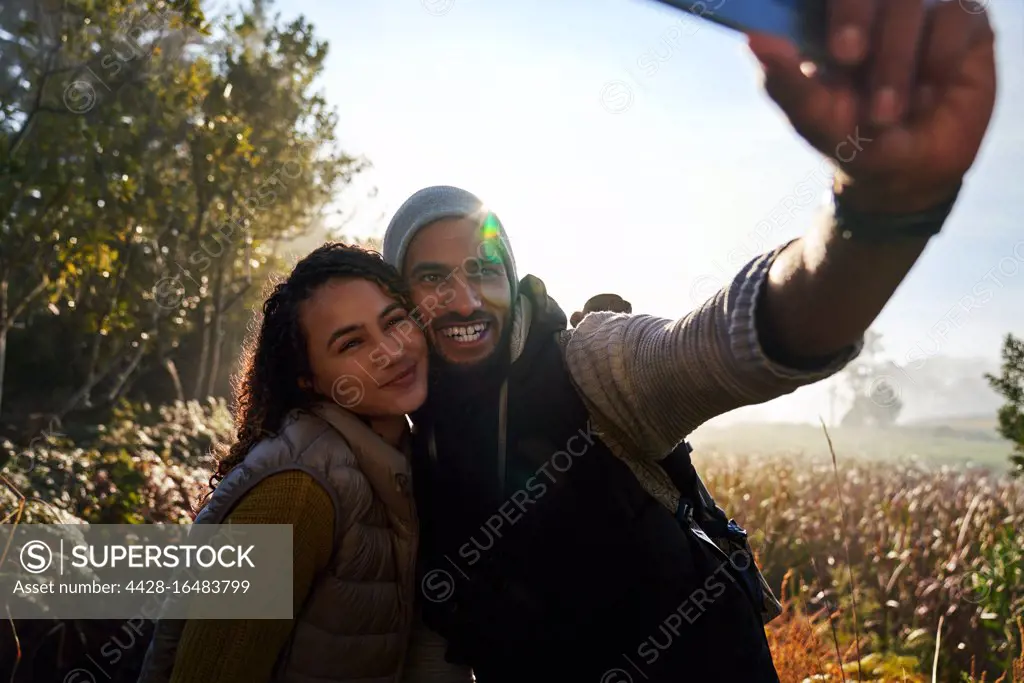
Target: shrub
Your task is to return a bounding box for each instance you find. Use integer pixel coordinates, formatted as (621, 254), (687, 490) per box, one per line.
(1, 398), (232, 683)
(0, 398), (231, 524)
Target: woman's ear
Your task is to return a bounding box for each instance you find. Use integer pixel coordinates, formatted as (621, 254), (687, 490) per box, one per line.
(570, 311), (583, 327)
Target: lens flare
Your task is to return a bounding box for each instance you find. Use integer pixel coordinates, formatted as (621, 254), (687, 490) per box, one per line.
(479, 212), (503, 264)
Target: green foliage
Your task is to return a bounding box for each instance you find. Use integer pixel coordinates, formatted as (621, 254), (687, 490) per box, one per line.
(1, 397), (232, 524)
(985, 334), (1024, 477)
(0, 0), (364, 421)
(0, 396), (232, 681)
(971, 525), (1024, 671)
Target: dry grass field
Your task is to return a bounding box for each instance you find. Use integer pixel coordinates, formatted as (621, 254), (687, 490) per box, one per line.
(691, 423), (1024, 682)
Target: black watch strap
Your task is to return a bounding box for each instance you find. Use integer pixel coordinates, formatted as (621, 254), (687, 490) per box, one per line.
(832, 182), (962, 243)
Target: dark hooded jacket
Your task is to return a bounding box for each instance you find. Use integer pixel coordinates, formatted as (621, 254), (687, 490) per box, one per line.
(410, 276), (780, 683)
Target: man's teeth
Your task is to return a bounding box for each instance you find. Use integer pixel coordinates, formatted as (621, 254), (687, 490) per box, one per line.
(441, 322), (488, 343)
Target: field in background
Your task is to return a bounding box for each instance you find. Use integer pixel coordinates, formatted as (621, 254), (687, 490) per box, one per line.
(685, 421), (1023, 681)
(692, 420), (1016, 472)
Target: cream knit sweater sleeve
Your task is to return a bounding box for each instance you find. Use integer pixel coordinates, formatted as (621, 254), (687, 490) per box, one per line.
(562, 243), (862, 465)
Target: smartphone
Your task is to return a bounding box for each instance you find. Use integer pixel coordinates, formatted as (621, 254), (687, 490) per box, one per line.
(648, 0), (829, 61)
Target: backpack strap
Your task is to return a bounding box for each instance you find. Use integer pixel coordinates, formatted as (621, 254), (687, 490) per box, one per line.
(659, 441), (734, 538)
(658, 440), (699, 503)
(658, 441), (784, 624)
(656, 441), (703, 527)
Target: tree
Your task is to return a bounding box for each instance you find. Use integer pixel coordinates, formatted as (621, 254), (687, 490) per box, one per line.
(984, 333), (1024, 477)
(0, 0), (207, 417)
(0, 0), (363, 425)
(168, 0), (363, 399)
(839, 329), (904, 428)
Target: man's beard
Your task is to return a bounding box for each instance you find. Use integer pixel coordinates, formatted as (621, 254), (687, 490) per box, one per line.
(428, 318), (513, 402)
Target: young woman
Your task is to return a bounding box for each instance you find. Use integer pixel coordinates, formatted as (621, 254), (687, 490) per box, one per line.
(137, 243), (471, 683)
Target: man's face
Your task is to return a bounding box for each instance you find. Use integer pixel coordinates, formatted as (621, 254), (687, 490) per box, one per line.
(403, 215), (512, 367)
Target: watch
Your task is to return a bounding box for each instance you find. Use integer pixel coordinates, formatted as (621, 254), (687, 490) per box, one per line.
(832, 182), (962, 243)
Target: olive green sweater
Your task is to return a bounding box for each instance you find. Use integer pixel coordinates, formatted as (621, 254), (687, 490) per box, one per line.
(170, 471), (334, 683)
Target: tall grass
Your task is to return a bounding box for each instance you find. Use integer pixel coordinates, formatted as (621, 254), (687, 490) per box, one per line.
(697, 439), (1024, 681)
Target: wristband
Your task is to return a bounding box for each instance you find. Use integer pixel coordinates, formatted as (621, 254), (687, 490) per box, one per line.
(832, 182), (962, 243)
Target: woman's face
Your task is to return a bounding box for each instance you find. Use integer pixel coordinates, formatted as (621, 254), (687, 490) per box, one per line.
(299, 278), (428, 418)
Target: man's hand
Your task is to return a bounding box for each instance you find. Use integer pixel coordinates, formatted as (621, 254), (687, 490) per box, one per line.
(745, 1), (998, 363)
(748, 0), (997, 213)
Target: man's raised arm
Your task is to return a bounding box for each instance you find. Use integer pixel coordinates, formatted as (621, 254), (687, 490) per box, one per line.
(751, 0), (995, 364)
(565, 0), (996, 459)
(564, 241), (859, 461)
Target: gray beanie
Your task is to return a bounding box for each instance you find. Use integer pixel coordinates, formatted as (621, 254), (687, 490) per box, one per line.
(382, 185), (518, 288)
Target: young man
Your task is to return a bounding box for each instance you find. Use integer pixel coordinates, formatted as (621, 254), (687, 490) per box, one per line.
(570, 293), (632, 328)
(382, 4), (996, 681)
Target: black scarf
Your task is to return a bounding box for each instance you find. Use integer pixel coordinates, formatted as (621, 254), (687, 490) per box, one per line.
(411, 276), (567, 552)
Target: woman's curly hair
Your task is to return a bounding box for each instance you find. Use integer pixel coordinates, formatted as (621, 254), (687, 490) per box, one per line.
(206, 242), (412, 496)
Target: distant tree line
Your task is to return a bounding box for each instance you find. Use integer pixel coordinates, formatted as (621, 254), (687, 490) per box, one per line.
(836, 328), (1024, 474)
(836, 330), (904, 428)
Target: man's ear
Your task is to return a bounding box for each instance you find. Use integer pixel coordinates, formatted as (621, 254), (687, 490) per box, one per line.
(570, 311), (583, 327)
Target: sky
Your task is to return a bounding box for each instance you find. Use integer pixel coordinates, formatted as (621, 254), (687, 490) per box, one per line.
(273, 0), (1022, 423)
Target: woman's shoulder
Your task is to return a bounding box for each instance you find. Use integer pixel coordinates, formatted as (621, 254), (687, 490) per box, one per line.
(256, 408), (379, 507)
(228, 470), (334, 525)
(279, 407), (357, 454)
(206, 411), (360, 518)
(237, 403), (405, 520)
(246, 407), (360, 472)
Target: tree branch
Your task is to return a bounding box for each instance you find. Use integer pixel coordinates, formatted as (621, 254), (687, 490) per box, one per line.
(0, 277), (50, 335)
(7, 45), (60, 159)
(221, 279), (252, 315)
